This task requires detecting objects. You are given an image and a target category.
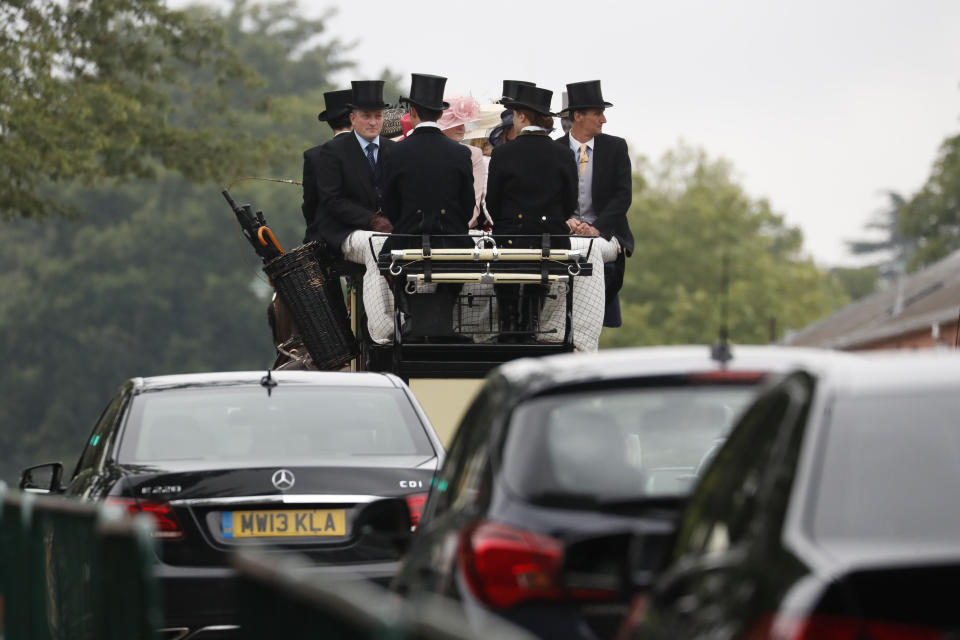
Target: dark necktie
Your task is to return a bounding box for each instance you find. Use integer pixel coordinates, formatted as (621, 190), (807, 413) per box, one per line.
(365, 142), (378, 174)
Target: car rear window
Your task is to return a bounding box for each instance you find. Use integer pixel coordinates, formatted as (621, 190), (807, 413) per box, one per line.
(117, 386), (434, 462)
(500, 385), (756, 503)
(812, 393), (960, 543)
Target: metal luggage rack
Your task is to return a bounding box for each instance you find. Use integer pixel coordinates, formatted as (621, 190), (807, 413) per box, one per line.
(365, 233), (594, 379)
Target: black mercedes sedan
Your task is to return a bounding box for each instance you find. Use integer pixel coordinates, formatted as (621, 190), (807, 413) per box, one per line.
(391, 345), (849, 640)
(20, 370), (444, 640)
(631, 352), (960, 640)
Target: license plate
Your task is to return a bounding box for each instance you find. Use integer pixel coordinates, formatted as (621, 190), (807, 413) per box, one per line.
(221, 509), (346, 538)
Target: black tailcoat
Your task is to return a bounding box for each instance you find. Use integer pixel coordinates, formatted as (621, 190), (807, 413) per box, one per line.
(382, 126), (475, 252)
(556, 132), (634, 256)
(486, 132), (576, 249)
(301, 131), (347, 244)
(307, 131), (396, 254)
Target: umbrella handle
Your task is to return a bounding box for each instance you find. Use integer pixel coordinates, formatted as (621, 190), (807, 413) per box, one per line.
(257, 227), (285, 254)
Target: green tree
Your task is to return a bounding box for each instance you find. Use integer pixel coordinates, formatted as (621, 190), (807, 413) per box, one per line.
(601, 144), (847, 349)
(0, 0), (359, 480)
(0, 0), (286, 220)
(829, 265), (880, 302)
(845, 191), (913, 280)
(898, 133), (960, 271)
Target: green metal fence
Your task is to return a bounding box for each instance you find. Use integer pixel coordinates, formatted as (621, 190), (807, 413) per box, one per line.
(235, 550), (537, 640)
(0, 484), (536, 639)
(0, 487), (159, 640)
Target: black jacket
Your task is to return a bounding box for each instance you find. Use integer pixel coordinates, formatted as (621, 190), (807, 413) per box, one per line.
(301, 131), (347, 244)
(308, 131), (396, 254)
(556, 132), (634, 255)
(486, 132), (577, 249)
(382, 126), (475, 252)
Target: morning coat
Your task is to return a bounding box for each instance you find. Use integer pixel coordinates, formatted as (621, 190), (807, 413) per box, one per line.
(309, 132), (397, 254)
(555, 132), (634, 255)
(486, 131), (577, 249)
(381, 126), (475, 252)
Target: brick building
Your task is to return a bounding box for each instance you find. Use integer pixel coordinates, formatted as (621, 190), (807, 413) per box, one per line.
(784, 249), (960, 351)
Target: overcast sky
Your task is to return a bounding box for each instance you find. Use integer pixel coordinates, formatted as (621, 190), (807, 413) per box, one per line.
(281, 0), (960, 266)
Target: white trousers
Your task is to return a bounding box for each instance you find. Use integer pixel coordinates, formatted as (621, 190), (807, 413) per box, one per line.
(341, 231), (394, 344)
(537, 235), (620, 352)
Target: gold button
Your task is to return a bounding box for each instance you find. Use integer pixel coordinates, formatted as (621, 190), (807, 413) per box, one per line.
(541, 216), (547, 221)
(440, 209), (446, 215)
(508, 239), (513, 245)
(417, 209), (422, 214)
(517, 213), (523, 219)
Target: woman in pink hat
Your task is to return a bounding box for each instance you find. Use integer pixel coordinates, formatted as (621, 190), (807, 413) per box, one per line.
(438, 95), (491, 230)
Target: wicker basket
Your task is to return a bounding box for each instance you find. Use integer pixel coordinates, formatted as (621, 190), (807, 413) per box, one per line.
(263, 242), (358, 370)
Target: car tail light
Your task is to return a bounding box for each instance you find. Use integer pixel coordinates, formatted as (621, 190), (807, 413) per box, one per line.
(458, 520), (617, 609)
(745, 613), (942, 640)
(107, 497), (185, 540)
(404, 492), (428, 531)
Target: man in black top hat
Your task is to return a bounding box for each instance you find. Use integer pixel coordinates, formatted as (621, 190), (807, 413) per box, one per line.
(382, 73), (475, 250)
(312, 80), (398, 343)
(381, 73), (476, 339)
(556, 79), (633, 328)
(268, 88), (356, 363)
(302, 88), (353, 244)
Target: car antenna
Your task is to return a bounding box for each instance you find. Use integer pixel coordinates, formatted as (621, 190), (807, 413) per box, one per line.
(260, 369), (278, 396)
(711, 251), (733, 367)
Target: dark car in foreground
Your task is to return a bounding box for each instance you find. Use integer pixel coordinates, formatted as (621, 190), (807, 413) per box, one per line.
(392, 345), (850, 640)
(631, 352), (960, 640)
(21, 370), (443, 640)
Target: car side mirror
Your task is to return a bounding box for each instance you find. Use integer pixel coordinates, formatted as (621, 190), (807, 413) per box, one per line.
(353, 498), (414, 554)
(20, 462), (64, 494)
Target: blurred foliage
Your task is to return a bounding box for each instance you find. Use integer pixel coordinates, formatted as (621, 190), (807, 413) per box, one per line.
(898, 133), (960, 272)
(829, 265), (880, 302)
(2, 0), (265, 219)
(0, 0), (376, 480)
(845, 191), (913, 281)
(843, 127), (960, 276)
(600, 145), (848, 348)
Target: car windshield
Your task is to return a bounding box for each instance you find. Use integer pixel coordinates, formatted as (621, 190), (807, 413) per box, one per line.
(812, 393), (960, 544)
(117, 386), (434, 462)
(500, 385), (756, 503)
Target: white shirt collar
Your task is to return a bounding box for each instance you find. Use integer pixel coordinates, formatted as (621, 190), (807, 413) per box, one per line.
(334, 130), (351, 137)
(415, 121), (441, 130)
(521, 125), (550, 133)
(569, 135), (595, 152)
(354, 131), (380, 148)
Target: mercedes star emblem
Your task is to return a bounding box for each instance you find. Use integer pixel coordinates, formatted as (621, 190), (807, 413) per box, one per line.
(271, 469), (295, 491)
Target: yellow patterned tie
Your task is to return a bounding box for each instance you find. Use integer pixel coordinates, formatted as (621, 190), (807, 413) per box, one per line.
(578, 143), (589, 177)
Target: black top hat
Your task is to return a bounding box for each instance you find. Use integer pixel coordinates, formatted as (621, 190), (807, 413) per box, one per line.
(564, 80), (613, 112)
(347, 80), (389, 110)
(317, 89), (353, 122)
(506, 85), (556, 117)
(400, 73), (450, 112)
(498, 80), (536, 105)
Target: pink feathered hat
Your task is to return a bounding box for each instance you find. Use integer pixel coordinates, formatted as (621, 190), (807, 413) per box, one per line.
(437, 95), (481, 130)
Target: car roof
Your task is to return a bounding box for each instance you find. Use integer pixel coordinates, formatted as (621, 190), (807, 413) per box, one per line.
(813, 349), (960, 397)
(132, 370), (403, 392)
(494, 345), (857, 392)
